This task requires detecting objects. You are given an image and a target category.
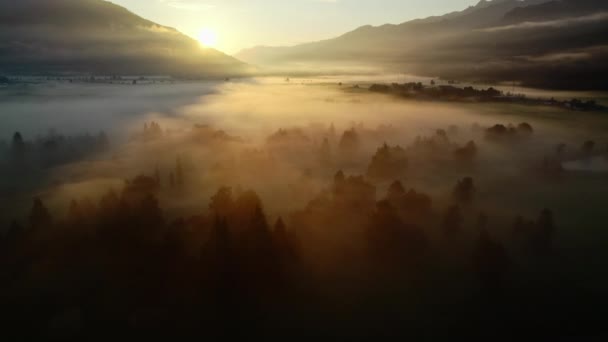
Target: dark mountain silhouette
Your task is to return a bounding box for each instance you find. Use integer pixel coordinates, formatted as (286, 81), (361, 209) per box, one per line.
(0, 0), (251, 77)
(237, 0), (608, 89)
(502, 0), (608, 24)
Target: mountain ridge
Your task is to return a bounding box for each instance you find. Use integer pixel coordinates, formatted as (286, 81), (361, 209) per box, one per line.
(237, 0), (548, 56)
(237, 0), (608, 90)
(0, 0), (251, 77)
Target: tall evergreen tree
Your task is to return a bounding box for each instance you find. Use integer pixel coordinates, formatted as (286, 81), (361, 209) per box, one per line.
(175, 157), (184, 187)
(29, 197), (52, 229)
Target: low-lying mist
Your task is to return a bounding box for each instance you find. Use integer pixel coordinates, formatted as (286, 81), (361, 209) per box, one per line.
(1, 78), (608, 339)
(3, 78), (605, 213)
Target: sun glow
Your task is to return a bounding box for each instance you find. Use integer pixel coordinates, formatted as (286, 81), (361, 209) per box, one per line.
(197, 28), (218, 48)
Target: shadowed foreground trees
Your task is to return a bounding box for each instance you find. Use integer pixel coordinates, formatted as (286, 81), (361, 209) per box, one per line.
(0, 170), (602, 340)
(473, 228), (510, 295)
(1, 185), (301, 339)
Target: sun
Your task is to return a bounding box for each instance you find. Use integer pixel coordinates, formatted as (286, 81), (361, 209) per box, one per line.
(197, 28), (218, 48)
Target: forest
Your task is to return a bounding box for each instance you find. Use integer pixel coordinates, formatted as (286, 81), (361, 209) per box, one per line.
(1, 100), (607, 338)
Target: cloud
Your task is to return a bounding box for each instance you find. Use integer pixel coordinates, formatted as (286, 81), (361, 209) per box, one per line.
(479, 12), (608, 32)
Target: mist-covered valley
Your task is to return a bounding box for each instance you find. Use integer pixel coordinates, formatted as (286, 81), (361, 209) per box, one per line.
(2, 78), (608, 339)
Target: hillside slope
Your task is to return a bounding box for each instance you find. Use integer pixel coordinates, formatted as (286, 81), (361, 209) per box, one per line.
(237, 0), (608, 89)
(0, 0), (251, 77)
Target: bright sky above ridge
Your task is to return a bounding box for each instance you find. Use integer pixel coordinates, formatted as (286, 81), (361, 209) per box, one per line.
(111, 0), (480, 54)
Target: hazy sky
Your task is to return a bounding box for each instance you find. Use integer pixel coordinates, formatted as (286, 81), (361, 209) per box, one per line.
(111, 0), (480, 54)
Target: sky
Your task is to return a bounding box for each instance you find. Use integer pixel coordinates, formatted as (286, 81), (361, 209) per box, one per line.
(111, 0), (480, 54)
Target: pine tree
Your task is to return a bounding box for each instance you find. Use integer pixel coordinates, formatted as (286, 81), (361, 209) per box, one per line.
(442, 205), (462, 235)
(11, 132), (25, 151)
(29, 198), (52, 229)
(320, 137), (331, 165)
(68, 199), (84, 223)
(175, 157), (184, 187)
(154, 166), (161, 187)
(169, 172), (175, 188)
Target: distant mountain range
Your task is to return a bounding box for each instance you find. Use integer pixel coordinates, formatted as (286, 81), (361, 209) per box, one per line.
(237, 0), (608, 90)
(0, 0), (251, 77)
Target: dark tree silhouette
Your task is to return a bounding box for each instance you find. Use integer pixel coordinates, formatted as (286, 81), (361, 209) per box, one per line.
(333, 170), (346, 197)
(328, 123), (337, 142)
(338, 128), (360, 156)
(10, 131), (26, 164)
(123, 175), (160, 204)
(435, 129), (449, 143)
(367, 199), (428, 266)
(517, 122), (534, 134)
(233, 190), (264, 230)
(367, 143), (408, 180)
(453, 177), (476, 204)
(11, 131), (24, 148)
(99, 189), (120, 217)
(556, 143), (567, 157)
(385, 181), (432, 225)
(442, 205), (463, 235)
(582, 140), (595, 156)
(169, 172), (176, 188)
(138, 194), (164, 230)
(154, 166), (161, 187)
(476, 212), (488, 231)
(143, 121), (163, 141)
(209, 187), (235, 219)
(532, 208), (556, 255)
(367, 200), (406, 261)
(4, 220), (23, 245)
(473, 228), (510, 294)
(203, 215), (240, 329)
(485, 124), (518, 141)
(332, 172), (376, 212)
(68, 199), (84, 224)
(454, 140), (477, 162)
(204, 216), (235, 282)
(512, 209), (557, 256)
(175, 157), (184, 187)
(540, 156), (564, 178)
(319, 137), (332, 165)
(29, 197), (52, 229)
(386, 180), (406, 202)
(273, 217), (299, 264)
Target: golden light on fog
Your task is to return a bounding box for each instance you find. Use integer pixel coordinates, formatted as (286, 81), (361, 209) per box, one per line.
(198, 28), (218, 48)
